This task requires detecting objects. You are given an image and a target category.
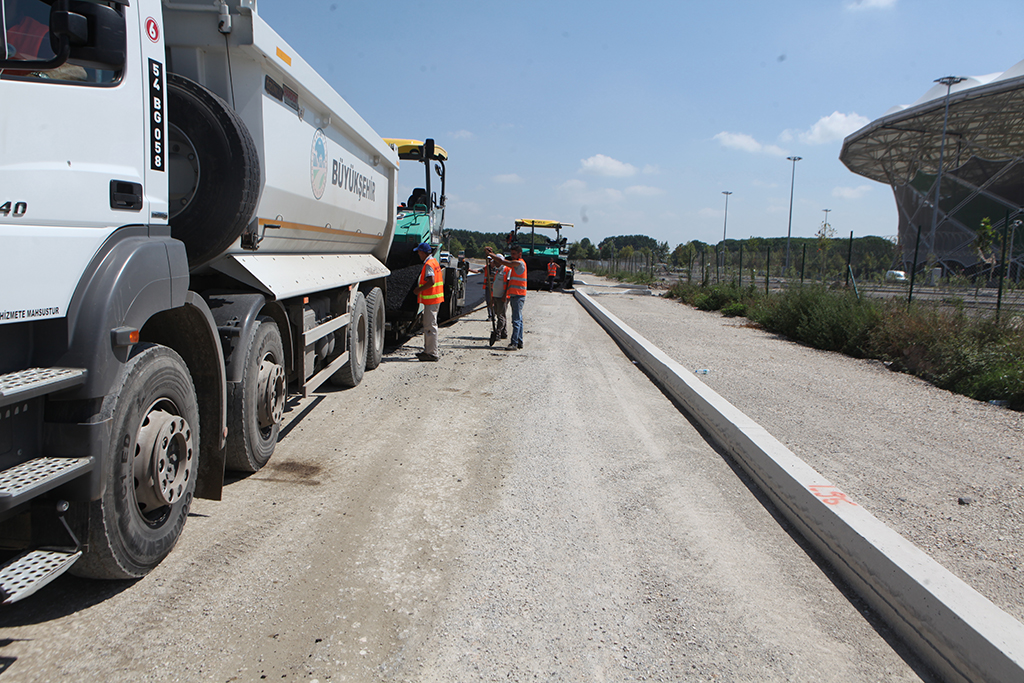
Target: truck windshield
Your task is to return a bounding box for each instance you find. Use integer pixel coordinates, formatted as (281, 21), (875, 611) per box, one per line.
(1, 0), (117, 83)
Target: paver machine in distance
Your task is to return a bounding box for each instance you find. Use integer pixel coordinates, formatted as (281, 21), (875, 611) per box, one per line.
(381, 138), (466, 339)
(512, 219), (574, 290)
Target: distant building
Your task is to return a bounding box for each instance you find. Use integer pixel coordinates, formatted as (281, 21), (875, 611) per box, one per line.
(840, 61), (1024, 278)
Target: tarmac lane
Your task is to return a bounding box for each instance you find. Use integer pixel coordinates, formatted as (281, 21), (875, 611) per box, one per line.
(0, 287), (933, 682)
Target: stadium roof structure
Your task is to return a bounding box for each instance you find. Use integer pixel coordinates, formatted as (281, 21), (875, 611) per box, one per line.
(840, 60), (1024, 273)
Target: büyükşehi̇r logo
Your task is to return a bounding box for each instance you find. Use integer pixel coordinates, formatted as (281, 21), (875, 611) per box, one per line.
(310, 129), (329, 200)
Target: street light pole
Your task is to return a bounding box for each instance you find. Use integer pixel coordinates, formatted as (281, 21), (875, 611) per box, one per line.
(928, 76), (966, 271)
(785, 156), (802, 271)
(721, 191), (732, 278)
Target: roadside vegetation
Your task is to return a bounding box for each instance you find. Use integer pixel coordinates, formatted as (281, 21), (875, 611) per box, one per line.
(663, 281), (1024, 410)
(588, 266), (657, 286)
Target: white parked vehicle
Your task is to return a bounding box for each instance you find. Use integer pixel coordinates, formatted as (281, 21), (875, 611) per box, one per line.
(0, 0), (400, 601)
(885, 270), (908, 283)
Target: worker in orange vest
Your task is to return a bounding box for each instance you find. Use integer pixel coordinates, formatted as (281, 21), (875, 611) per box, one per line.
(413, 242), (444, 361)
(485, 245), (526, 350)
(545, 258), (559, 291)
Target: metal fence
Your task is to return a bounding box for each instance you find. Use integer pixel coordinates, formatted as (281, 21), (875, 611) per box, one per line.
(573, 244), (1024, 319)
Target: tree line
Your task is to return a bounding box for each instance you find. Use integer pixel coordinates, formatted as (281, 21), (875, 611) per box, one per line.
(446, 229), (901, 280)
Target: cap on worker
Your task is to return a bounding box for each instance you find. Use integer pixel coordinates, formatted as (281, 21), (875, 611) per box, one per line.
(413, 242), (432, 254)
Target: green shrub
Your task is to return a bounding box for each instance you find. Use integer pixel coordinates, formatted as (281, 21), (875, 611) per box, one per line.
(638, 275), (1021, 410)
(721, 301), (746, 317)
(867, 303), (1024, 408)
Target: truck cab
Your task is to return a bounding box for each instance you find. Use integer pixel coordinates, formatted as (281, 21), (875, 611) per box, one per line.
(0, 0), (399, 602)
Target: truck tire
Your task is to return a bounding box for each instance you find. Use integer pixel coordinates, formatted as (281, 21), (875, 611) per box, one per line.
(331, 291), (367, 388)
(73, 345), (199, 579)
(226, 318), (285, 473)
(365, 287), (384, 371)
(167, 73), (261, 267)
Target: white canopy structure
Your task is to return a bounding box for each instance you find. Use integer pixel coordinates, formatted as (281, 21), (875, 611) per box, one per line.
(840, 60), (1024, 275)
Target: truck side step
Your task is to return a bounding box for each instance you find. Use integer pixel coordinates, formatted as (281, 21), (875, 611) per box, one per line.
(0, 367), (86, 408)
(0, 549), (82, 605)
(0, 457), (94, 513)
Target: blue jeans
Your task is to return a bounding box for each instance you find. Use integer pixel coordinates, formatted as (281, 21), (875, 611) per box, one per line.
(509, 295), (525, 346)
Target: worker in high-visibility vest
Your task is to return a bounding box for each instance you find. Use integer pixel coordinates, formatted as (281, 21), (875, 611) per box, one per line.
(489, 260), (511, 340)
(413, 242), (444, 361)
(545, 258), (559, 291)
(485, 245), (526, 350)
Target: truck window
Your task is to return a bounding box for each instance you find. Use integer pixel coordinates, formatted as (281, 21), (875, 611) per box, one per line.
(1, 0), (119, 84)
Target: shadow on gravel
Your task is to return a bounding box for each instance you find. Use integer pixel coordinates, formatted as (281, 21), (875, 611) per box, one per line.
(622, 352), (942, 683)
(276, 395), (325, 442)
(0, 574), (136, 627)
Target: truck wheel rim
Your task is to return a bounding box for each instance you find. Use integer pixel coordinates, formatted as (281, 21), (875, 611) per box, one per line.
(257, 356), (285, 431)
(134, 403), (195, 514)
(167, 123), (200, 219)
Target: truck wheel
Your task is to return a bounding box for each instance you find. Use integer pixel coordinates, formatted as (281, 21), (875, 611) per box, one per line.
(73, 345), (199, 579)
(226, 318), (285, 473)
(167, 73), (261, 267)
(331, 291), (367, 387)
(365, 287), (384, 371)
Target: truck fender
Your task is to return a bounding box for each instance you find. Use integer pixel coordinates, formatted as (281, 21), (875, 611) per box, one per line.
(58, 226), (189, 401)
(50, 228), (226, 501)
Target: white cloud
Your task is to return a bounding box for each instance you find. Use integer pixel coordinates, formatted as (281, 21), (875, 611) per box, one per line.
(713, 132), (787, 157)
(448, 130), (474, 140)
(795, 112), (871, 144)
(558, 178), (587, 193)
(493, 173), (524, 184)
(845, 0), (896, 10)
(832, 185), (873, 200)
(642, 164), (659, 175)
(579, 154), (638, 177)
(557, 178), (623, 204)
(626, 185), (664, 197)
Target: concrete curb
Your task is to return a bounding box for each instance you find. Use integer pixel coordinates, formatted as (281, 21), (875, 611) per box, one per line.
(575, 288), (1024, 683)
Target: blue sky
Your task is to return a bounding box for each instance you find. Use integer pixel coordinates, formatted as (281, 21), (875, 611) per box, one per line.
(259, 0), (1024, 249)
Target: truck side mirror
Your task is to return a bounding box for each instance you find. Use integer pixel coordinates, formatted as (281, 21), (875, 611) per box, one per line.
(60, 1), (127, 71)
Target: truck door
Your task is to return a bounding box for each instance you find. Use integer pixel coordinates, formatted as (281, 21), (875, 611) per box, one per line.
(0, 0), (165, 325)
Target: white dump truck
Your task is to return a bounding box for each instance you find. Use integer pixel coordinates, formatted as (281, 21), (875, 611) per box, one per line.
(0, 0), (399, 602)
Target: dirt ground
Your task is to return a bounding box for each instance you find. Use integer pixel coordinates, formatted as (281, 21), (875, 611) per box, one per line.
(0, 278), (938, 682)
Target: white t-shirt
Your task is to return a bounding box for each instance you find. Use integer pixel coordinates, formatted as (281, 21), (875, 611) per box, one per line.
(491, 265), (510, 298)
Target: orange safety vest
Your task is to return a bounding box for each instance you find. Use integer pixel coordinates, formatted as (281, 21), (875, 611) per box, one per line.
(8, 17), (48, 57)
(507, 259), (527, 296)
(418, 257), (444, 305)
(547, 262), (558, 277)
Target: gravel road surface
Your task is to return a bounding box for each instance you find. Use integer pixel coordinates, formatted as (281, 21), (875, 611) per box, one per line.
(579, 275), (1024, 627)
(0, 277), (945, 682)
